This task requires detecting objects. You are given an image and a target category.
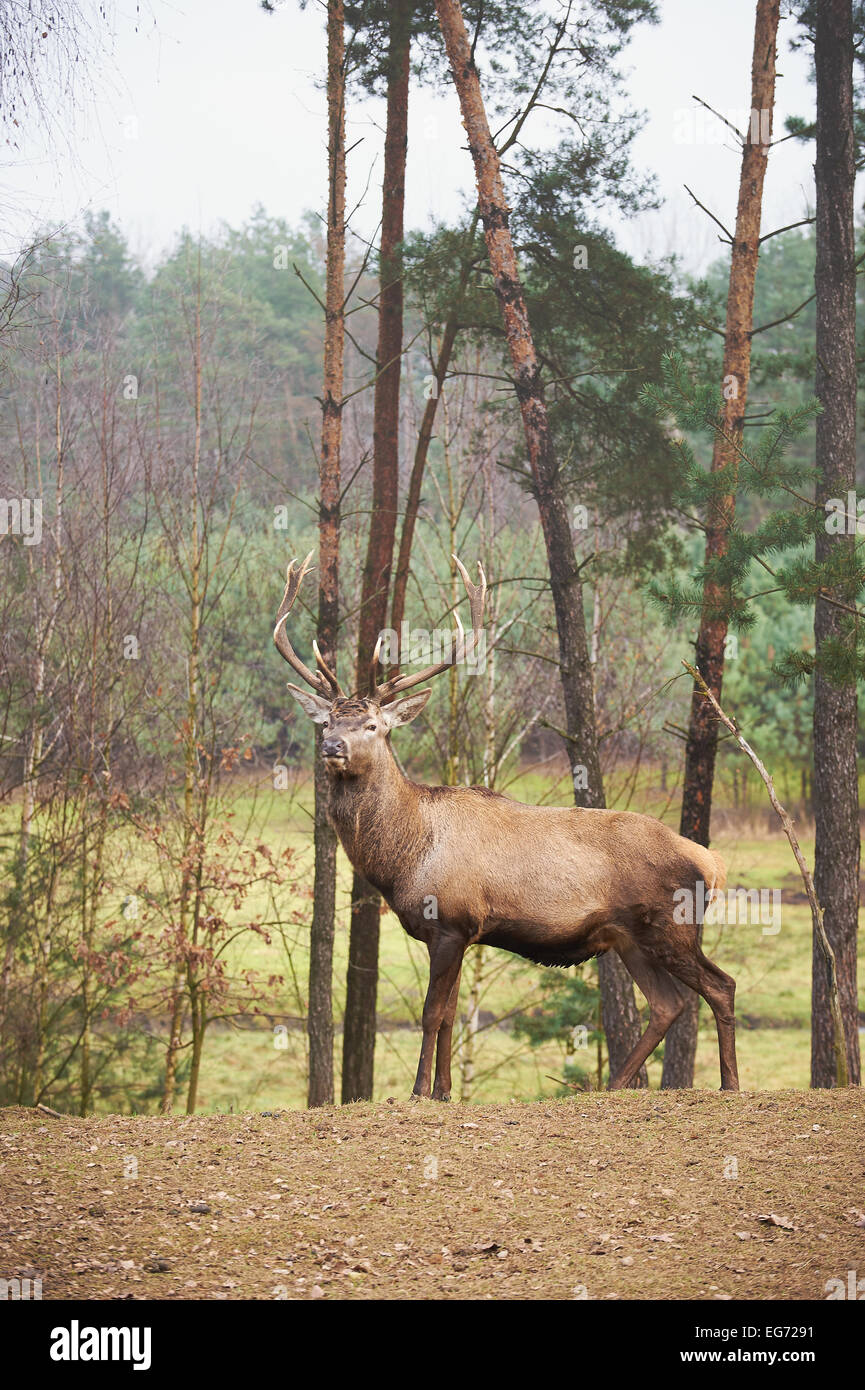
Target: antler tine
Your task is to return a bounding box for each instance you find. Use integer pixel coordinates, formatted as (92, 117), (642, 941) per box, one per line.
(369, 631), (385, 696)
(312, 639), (344, 697)
(273, 552), (336, 696)
(374, 554), (487, 704)
(452, 554), (486, 652)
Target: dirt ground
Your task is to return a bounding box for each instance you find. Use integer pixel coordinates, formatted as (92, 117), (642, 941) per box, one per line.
(1, 1090), (862, 1301)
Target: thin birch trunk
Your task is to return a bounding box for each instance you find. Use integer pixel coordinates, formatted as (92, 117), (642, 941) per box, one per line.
(162, 266), (204, 1114)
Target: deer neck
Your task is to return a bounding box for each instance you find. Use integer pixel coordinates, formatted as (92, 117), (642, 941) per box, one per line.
(327, 746), (421, 893)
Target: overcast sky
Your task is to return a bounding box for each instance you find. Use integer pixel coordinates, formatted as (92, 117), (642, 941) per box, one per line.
(2, 0), (821, 276)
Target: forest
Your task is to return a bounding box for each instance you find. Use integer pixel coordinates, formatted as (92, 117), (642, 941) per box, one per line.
(0, 0), (862, 1128)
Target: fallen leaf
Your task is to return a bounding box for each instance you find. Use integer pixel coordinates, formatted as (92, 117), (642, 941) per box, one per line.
(755, 1213), (796, 1231)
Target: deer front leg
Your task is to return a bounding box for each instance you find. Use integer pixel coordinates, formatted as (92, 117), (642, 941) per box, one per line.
(432, 966), (463, 1101)
(412, 936), (464, 1100)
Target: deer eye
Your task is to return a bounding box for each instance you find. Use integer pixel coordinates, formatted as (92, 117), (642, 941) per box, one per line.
(364, 723), (377, 733)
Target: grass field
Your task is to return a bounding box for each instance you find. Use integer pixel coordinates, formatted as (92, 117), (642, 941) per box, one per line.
(3, 762), (863, 1112)
(181, 769), (862, 1111)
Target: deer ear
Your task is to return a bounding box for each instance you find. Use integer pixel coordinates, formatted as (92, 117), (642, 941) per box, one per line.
(287, 683), (332, 724)
(381, 689), (432, 729)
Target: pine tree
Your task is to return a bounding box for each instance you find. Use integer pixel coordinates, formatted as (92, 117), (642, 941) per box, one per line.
(810, 0), (861, 1087)
(308, 0), (347, 1110)
(663, 0), (782, 1089)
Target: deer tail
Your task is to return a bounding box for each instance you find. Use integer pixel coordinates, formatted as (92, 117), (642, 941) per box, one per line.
(691, 843), (727, 896)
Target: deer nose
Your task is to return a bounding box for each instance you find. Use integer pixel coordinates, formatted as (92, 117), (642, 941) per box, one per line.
(322, 737), (347, 759)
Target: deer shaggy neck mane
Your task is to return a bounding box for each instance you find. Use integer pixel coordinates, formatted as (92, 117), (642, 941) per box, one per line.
(326, 737), (476, 892)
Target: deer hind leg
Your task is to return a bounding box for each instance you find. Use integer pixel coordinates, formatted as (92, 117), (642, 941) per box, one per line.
(412, 936), (465, 1101)
(662, 946), (739, 1092)
(607, 945), (688, 1091)
(431, 967), (463, 1102)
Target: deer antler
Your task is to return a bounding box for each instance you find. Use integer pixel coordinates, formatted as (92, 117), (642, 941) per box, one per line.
(273, 552), (344, 697)
(373, 554), (487, 704)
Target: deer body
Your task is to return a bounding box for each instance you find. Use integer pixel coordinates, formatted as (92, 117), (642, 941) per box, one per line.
(275, 554), (739, 1100)
(330, 759), (724, 961)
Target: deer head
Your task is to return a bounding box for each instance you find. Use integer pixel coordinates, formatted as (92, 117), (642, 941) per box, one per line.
(274, 553), (486, 778)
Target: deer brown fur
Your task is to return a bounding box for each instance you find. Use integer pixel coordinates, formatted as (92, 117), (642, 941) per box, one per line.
(276, 555), (739, 1100)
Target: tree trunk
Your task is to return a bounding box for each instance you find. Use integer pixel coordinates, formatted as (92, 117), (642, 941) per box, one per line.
(341, 0), (411, 1104)
(460, 947), (483, 1101)
(390, 317), (458, 639)
(663, 0), (780, 1088)
(434, 0), (644, 1084)
(308, 0), (347, 1110)
(161, 988), (183, 1113)
(389, 208), (481, 639)
(186, 997), (206, 1115)
(811, 0), (861, 1088)
(162, 280), (204, 1115)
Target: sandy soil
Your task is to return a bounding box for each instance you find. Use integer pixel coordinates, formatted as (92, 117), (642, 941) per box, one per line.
(1, 1090), (862, 1300)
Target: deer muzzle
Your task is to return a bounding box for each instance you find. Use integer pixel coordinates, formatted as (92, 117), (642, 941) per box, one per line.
(322, 737), (348, 763)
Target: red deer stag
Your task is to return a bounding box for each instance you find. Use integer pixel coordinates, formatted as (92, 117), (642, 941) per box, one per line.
(275, 554), (739, 1099)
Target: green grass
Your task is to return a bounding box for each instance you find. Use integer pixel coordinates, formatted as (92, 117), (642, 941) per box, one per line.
(189, 786), (862, 1110)
(2, 764), (862, 1112)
